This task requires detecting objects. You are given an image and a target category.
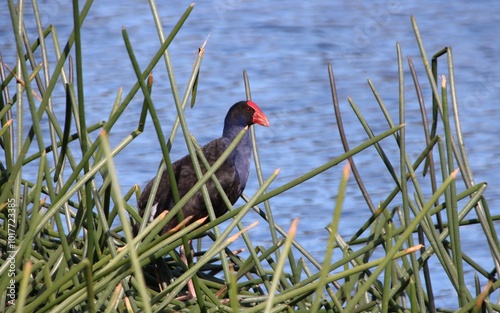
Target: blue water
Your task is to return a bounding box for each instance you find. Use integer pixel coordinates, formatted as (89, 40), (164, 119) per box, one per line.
(1, 1), (500, 309)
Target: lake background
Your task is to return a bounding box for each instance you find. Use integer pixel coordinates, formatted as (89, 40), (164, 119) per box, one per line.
(1, 1), (499, 309)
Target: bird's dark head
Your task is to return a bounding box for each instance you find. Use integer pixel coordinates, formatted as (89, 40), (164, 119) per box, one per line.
(224, 101), (270, 133)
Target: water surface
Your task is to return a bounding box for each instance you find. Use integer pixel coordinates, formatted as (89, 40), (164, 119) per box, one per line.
(1, 1), (499, 308)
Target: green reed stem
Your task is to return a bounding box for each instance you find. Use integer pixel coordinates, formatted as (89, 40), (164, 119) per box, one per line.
(311, 164), (349, 313)
(345, 168), (458, 311)
(264, 218), (298, 313)
(100, 133), (152, 313)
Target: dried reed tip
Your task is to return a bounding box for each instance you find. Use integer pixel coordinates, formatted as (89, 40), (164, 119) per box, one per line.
(342, 162), (351, 177)
(201, 33), (211, 49)
(111, 283), (123, 307)
(177, 215), (197, 227)
(195, 216), (208, 225)
(166, 214), (195, 235)
(5, 119), (12, 126)
(288, 218), (299, 237)
(248, 221), (259, 228)
(124, 293), (132, 312)
(441, 75), (447, 88)
(232, 248), (245, 255)
(274, 168), (281, 175)
(405, 244), (424, 254)
(198, 35), (209, 58)
(476, 279), (494, 308)
(167, 215), (197, 234)
(23, 260), (33, 271)
(228, 221), (259, 242)
(4, 63), (24, 86)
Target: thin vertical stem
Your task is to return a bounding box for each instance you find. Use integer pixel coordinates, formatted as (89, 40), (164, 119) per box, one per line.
(328, 64), (376, 214)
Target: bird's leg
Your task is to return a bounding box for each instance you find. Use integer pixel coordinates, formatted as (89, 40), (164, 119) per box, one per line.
(175, 240), (197, 300)
(154, 257), (170, 291)
(181, 241), (197, 298)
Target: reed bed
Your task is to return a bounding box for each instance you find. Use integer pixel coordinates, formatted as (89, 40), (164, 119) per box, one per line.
(1, 1), (499, 312)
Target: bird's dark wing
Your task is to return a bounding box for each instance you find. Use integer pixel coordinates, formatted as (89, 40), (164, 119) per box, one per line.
(136, 137), (242, 235)
(179, 137), (242, 220)
(176, 137), (243, 221)
(136, 156), (183, 225)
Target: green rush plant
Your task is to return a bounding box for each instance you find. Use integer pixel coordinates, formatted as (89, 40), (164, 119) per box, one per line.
(1, 1), (499, 312)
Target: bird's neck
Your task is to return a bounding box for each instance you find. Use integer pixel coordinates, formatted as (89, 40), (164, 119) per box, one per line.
(223, 120), (246, 139)
(223, 124), (252, 157)
(223, 123), (252, 188)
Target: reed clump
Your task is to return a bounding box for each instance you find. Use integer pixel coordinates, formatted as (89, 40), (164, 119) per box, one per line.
(1, 1), (499, 312)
